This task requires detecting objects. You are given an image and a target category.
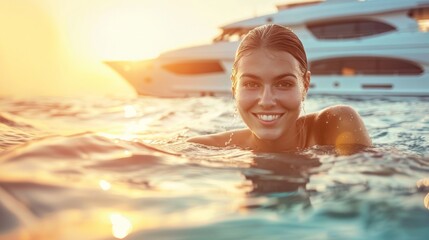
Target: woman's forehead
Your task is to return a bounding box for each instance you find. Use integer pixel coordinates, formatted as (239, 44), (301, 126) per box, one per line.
(236, 48), (300, 74)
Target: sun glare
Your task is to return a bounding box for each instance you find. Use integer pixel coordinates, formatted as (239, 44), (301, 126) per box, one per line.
(87, 1), (191, 61)
(83, 0), (229, 61)
(89, 4), (154, 60)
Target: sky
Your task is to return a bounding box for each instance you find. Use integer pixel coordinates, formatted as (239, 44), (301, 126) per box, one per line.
(0, 0), (289, 97)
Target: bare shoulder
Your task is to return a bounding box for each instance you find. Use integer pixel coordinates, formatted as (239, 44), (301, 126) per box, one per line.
(312, 105), (372, 147)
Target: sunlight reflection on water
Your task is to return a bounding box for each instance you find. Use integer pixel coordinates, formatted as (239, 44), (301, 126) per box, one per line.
(110, 213), (132, 239)
(99, 179), (111, 191)
(123, 105), (138, 118)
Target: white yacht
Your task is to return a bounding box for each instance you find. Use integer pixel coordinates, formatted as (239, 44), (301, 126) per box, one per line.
(106, 0), (429, 97)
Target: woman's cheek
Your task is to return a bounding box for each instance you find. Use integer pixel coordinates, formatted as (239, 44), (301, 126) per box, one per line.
(236, 90), (257, 109)
(279, 90), (303, 109)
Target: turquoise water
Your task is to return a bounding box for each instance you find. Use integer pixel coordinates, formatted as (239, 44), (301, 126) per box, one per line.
(0, 95), (428, 240)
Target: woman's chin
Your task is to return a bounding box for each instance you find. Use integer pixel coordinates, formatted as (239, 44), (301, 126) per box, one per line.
(254, 132), (282, 142)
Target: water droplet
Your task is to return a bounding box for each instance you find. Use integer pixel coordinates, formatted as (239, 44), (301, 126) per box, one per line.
(225, 132), (234, 146)
(325, 121), (329, 124)
(339, 117), (342, 121)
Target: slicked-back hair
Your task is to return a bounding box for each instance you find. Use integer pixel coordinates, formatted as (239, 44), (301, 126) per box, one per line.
(231, 24), (308, 91)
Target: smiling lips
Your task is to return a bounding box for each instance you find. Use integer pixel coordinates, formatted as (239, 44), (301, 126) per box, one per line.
(254, 113), (284, 123)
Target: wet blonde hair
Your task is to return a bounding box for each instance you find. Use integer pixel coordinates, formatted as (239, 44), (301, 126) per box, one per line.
(231, 24), (309, 92)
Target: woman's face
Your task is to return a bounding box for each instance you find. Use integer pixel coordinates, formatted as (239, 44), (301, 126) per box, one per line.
(234, 48), (308, 141)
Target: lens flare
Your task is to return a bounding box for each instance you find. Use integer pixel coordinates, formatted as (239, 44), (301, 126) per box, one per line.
(99, 180), (111, 191)
(110, 213), (132, 239)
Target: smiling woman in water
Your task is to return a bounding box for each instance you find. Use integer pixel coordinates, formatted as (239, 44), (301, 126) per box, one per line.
(187, 24), (371, 153)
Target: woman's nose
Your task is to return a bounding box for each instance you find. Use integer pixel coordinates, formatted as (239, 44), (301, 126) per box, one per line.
(258, 86), (276, 108)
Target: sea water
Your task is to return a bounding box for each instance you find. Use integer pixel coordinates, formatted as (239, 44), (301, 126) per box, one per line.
(0, 95), (428, 240)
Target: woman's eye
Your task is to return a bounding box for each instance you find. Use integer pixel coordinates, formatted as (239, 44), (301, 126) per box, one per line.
(243, 81), (260, 88)
(275, 81), (293, 88)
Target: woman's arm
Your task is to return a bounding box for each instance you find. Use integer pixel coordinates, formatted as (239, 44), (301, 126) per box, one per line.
(187, 134), (218, 146)
(187, 132), (232, 147)
(187, 130), (247, 148)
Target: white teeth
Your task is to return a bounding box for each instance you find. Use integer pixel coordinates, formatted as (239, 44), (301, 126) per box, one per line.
(257, 114), (281, 121)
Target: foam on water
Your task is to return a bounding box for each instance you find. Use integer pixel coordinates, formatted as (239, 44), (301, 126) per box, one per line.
(0, 96), (428, 240)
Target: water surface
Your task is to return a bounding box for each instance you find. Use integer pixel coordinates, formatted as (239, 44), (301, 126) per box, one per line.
(0, 95), (428, 240)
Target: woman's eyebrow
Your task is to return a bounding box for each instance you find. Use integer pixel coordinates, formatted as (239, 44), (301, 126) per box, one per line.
(274, 73), (297, 80)
(240, 73), (261, 80)
(240, 73), (297, 80)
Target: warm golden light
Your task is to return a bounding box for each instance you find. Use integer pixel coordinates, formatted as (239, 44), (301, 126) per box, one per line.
(416, 178), (429, 188)
(99, 180), (112, 191)
(124, 105), (138, 118)
(0, 0), (280, 97)
(88, 2), (162, 60)
(110, 213), (133, 239)
(418, 19), (429, 32)
(84, 0), (221, 60)
(425, 193), (429, 209)
(417, 178), (429, 209)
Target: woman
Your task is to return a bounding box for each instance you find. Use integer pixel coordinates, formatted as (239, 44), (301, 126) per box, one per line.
(188, 24), (371, 153)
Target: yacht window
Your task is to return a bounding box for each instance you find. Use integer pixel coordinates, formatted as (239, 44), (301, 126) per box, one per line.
(378, 58), (423, 75)
(307, 20), (395, 39)
(310, 57), (423, 75)
(308, 58), (341, 75)
(162, 60), (224, 75)
(342, 58), (377, 75)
